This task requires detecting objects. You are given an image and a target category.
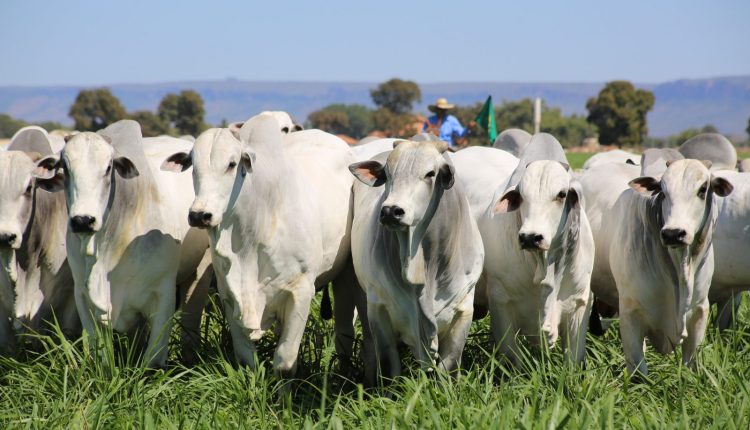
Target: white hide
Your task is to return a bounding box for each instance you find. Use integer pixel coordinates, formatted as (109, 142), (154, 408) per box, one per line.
(163, 116), (355, 375)
(259, 111), (302, 133)
(451, 143), (594, 365)
(609, 159), (732, 375)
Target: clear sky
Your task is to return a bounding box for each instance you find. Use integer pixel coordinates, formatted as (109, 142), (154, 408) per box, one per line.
(1, 0), (748, 86)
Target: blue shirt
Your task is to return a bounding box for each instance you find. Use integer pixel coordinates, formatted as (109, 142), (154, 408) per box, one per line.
(422, 114), (466, 146)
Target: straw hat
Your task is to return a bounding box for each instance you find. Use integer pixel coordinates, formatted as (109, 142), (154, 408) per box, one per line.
(428, 97), (455, 112)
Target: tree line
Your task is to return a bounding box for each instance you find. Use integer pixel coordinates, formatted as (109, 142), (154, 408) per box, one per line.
(1, 80), (748, 147)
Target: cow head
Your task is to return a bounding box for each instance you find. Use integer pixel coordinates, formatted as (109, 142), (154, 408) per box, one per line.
(0, 151), (63, 250)
(494, 160), (579, 252)
(630, 159), (733, 248)
(39, 132), (139, 234)
(161, 128), (254, 229)
(350, 140), (454, 230)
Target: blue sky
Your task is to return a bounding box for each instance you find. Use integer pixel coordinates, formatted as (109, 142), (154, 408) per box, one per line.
(1, 0), (748, 86)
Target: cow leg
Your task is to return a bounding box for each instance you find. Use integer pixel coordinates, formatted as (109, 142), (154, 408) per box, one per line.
(330, 259), (358, 372)
(437, 294), (473, 373)
(273, 277), (315, 377)
(368, 303), (400, 382)
(562, 293), (592, 366)
(59, 295), (82, 339)
(355, 286), (376, 387)
(145, 283), (176, 369)
(179, 255), (212, 365)
(682, 300), (709, 369)
(619, 309), (648, 377)
(75, 289), (99, 353)
(489, 303), (519, 365)
(714, 292), (743, 331)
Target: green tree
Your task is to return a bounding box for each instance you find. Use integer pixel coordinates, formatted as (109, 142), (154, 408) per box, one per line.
(307, 104), (373, 137)
(666, 124), (721, 147)
(158, 90), (206, 136)
(0, 113), (30, 138)
(370, 78), (421, 114)
(68, 88), (127, 131)
(372, 108), (414, 138)
(129, 110), (168, 137)
(586, 81), (655, 147)
(540, 108), (596, 148)
(495, 98), (536, 132)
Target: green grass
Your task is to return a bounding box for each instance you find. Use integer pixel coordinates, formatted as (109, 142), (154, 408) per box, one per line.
(566, 152), (596, 170)
(0, 294), (749, 429)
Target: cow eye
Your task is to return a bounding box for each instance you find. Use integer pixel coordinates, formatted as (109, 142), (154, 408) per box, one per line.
(557, 191), (567, 200)
(698, 182), (708, 198)
(425, 170), (436, 179)
(105, 164), (112, 176)
(228, 161), (237, 170)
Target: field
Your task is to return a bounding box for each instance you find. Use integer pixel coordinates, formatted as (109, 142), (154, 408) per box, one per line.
(0, 293), (748, 429)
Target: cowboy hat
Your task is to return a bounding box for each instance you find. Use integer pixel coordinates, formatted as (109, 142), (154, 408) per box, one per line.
(428, 98), (455, 112)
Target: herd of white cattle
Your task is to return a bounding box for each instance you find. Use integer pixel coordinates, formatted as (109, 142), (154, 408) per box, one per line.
(1, 111), (748, 383)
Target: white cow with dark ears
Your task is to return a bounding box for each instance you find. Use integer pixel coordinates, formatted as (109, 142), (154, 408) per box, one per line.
(610, 159), (732, 375)
(452, 134), (594, 365)
(38, 120), (209, 367)
(0, 128), (76, 353)
(349, 139), (484, 384)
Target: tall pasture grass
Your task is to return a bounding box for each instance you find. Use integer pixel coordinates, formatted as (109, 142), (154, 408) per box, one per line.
(0, 293), (748, 428)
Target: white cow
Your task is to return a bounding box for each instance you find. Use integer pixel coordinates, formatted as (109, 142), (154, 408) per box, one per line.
(0, 130), (76, 353)
(582, 149), (639, 170)
(453, 134), (594, 364)
(259, 111), (303, 134)
(38, 120), (209, 367)
(161, 116), (357, 375)
(610, 159), (732, 375)
(350, 139), (484, 383)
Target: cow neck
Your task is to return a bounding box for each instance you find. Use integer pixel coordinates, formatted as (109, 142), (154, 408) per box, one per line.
(396, 184), (445, 287)
(215, 142), (292, 260)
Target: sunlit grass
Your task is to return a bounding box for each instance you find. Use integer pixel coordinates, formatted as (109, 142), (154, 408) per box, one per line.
(0, 293), (748, 428)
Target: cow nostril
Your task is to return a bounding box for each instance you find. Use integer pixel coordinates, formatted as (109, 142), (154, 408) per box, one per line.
(0, 233), (17, 246)
(519, 233), (544, 250)
(661, 228), (687, 244)
(202, 212), (212, 222)
(392, 207), (405, 218)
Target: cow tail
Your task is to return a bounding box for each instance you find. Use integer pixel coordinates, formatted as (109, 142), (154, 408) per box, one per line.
(320, 284), (333, 320)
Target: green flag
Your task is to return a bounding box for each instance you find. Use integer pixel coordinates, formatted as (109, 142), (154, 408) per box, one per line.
(474, 95), (497, 145)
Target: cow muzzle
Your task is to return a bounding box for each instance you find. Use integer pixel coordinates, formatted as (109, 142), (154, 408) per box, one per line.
(519, 233), (546, 250)
(0, 232), (20, 249)
(188, 210), (214, 228)
(660, 227), (688, 247)
(379, 205), (407, 229)
(70, 215), (97, 234)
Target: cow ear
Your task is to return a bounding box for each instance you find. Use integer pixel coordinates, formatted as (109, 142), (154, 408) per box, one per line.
(711, 176), (733, 197)
(629, 177), (661, 195)
(240, 150), (256, 174)
(36, 172), (65, 193)
(559, 161), (570, 172)
(229, 122), (244, 140)
(33, 155), (60, 179)
(439, 162), (455, 189)
(114, 156), (139, 179)
(494, 189), (522, 213)
(292, 124), (304, 132)
(566, 185), (581, 209)
(626, 158), (636, 165)
(161, 152), (192, 172)
(349, 160), (386, 187)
